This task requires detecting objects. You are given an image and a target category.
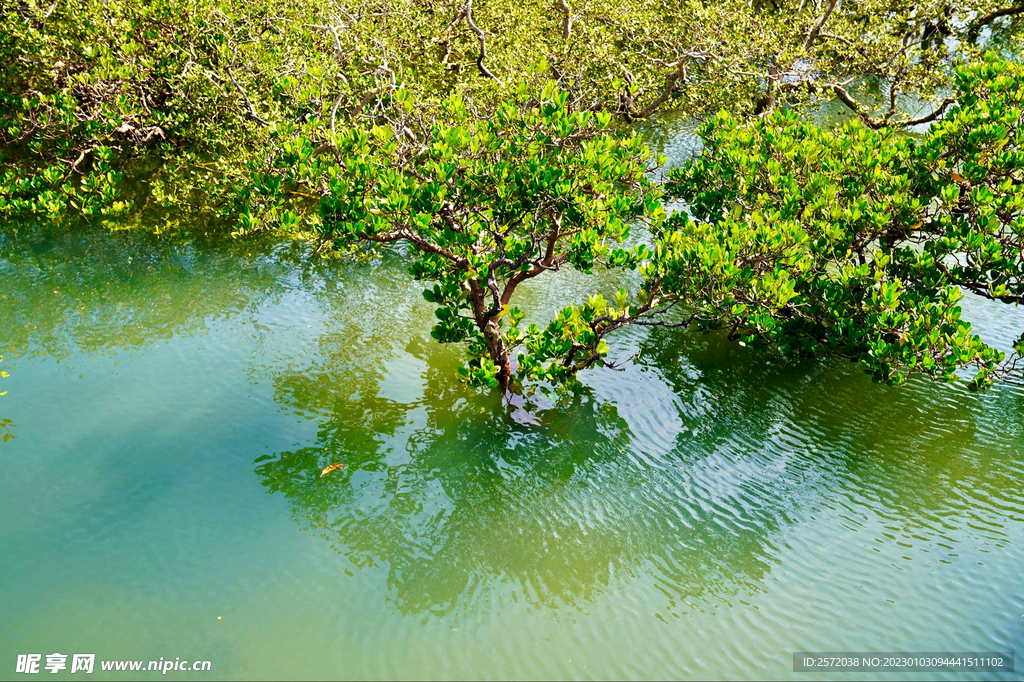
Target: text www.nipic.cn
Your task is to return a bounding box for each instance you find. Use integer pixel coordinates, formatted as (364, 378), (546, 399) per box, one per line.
(15, 654), (212, 674)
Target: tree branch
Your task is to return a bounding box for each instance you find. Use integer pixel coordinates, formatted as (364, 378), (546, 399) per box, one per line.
(465, 0), (498, 80)
(556, 0), (574, 39)
(228, 48), (269, 126)
(832, 82), (955, 129)
(967, 4), (1024, 43)
(803, 0), (840, 51)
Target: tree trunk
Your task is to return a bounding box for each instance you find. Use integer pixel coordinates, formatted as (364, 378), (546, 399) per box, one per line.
(467, 279), (513, 390)
(482, 317), (512, 389)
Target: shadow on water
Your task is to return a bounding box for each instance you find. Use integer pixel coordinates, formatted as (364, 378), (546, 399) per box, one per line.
(638, 324), (1024, 546)
(254, 354), (781, 617)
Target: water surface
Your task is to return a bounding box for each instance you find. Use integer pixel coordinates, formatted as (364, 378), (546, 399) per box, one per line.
(1, 123), (1023, 680)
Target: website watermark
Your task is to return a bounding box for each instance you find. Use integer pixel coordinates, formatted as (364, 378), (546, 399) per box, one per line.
(14, 654), (211, 675)
(793, 651), (1014, 672)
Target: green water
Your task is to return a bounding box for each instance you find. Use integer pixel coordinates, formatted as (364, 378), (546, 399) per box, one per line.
(1, 122), (1023, 680)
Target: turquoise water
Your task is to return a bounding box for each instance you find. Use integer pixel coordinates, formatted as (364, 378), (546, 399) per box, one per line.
(1, 123), (1023, 680)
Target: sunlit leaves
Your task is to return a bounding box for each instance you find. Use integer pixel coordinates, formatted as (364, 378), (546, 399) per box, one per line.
(656, 55), (1024, 387)
(318, 86), (661, 387)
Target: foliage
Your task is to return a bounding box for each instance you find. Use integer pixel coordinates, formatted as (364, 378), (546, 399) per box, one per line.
(5, 0), (1024, 392)
(3, 0), (1021, 226)
(655, 54), (1024, 387)
(0, 0), (392, 221)
(315, 84), (663, 388)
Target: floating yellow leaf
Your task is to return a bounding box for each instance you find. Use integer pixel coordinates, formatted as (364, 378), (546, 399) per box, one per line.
(320, 463), (345, 477)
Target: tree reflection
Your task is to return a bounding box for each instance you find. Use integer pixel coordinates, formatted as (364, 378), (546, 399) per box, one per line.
(638, 324), (1024, 550)
(0, 221), (288, 361)
(253, 305), (791, 617)
(6, 219), (1019, 619)
(256, 292), (1024, 619)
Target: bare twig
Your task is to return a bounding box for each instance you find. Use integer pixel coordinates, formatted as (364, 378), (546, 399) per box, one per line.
(465, 0), (498, 80)
(803, 0), (839, 50)
(228, 48), (269, 126)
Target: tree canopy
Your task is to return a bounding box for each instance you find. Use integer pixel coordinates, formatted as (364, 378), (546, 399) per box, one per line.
(655, 56), (1024, 388)
(315, 85), (663, 388)
(3, 0), (1019, 222)
(5, 0), (1024, 392)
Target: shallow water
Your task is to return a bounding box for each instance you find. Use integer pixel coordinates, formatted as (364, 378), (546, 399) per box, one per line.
(1, 121), (1023, 680)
